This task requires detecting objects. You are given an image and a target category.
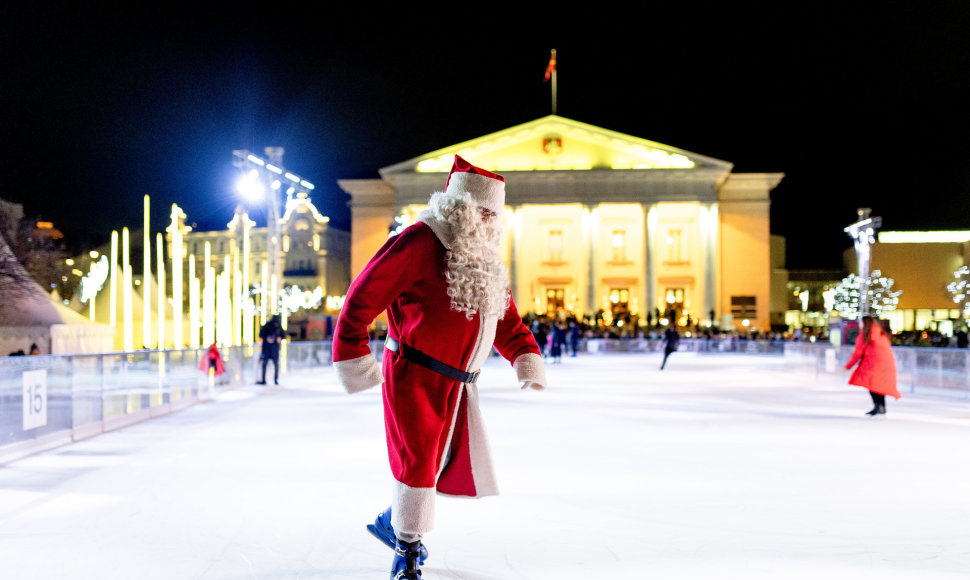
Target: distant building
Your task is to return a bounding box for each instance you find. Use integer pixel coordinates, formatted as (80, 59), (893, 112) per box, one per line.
(339, 115), (784, 332)
(845, 230), (970, 333)
(169, 192), (351, 316)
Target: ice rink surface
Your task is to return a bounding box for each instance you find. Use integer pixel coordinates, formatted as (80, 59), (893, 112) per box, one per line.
(1, 351), (969, 579)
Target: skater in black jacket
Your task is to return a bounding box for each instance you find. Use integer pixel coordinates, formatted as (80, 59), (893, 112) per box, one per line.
(660, 323), (680, 370)
(257, 315), (285, 384)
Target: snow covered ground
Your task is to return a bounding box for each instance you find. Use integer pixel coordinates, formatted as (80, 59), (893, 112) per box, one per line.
(0, 351), (968, 579)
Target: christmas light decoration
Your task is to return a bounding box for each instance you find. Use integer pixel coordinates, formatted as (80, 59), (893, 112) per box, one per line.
(946, 265), (969, 318)
(279, 285), (324, 312)
(833, 270), (902, 319)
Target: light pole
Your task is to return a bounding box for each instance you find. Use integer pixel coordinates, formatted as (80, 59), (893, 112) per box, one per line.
(844, 208), (882, 320)
(232, 147), (315, 329)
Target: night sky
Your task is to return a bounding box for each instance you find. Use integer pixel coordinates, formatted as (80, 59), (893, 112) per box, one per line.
(3, 4), (969, 270)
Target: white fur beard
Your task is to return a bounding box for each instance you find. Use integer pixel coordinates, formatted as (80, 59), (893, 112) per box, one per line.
(425, 191), (511, 319)
(445, 253), (510, 319)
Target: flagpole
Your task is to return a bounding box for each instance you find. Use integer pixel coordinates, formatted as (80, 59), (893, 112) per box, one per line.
(544, 49), (558, 115)
(552, 64), (557, 114)
(550, 49), (557, 114)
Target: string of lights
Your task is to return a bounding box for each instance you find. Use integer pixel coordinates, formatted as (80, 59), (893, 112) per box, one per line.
(833, 270), (902, 319)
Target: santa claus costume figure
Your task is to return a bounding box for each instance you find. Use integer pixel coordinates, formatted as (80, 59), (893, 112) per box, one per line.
(333, 155), (547, 579)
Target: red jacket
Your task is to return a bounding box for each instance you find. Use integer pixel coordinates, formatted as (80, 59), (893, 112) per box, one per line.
(333, 220), (545, 534)
(199, 343), (226, 376)
(845, 324), (901, 399)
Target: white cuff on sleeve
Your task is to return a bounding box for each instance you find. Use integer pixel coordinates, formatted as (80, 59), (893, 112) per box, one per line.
(513, 352), (547, 389)
(334, 354), (383, 394)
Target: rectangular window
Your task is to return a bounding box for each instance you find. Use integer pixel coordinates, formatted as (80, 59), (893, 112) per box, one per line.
(611, 230), (626, 262)
(548, 230), (564, 262)
(665, 228), (685, 263)
(731, 295), (757, 319)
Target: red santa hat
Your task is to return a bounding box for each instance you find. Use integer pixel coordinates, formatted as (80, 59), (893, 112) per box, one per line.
(443, 155), (505, 214)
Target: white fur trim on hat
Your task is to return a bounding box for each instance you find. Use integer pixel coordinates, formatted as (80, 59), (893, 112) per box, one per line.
(444, 171), (505, 215)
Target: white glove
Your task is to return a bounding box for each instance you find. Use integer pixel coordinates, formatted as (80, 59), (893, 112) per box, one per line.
(520, 380), (545, 391)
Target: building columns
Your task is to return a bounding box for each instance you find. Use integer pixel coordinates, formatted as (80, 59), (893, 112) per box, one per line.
(507, 205), (521, 306)
(701, 203), (719, 325)
(643, 203), (658, 319)
(583, 204), (598, 316)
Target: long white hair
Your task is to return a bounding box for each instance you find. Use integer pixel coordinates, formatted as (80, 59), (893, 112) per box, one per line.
(419, 191), (510, 319)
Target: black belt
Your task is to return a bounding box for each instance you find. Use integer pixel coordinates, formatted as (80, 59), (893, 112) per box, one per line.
(385, 336), (481, 384)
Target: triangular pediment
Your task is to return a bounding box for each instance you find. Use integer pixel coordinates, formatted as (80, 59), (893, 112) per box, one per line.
(380, 115), (733, 177)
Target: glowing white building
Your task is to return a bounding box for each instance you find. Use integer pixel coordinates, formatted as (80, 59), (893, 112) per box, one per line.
(339, 115), (784, 331)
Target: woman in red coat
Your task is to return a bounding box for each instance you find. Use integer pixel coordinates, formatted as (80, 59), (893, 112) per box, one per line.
(845, 316), (901, 415)
(199, 342), (226, 376)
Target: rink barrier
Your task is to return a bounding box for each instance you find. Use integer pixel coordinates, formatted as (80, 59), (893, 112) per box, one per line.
(0, 345), (258, 465)
(783, 342), (970, 398)
(3, 339), (968, 463)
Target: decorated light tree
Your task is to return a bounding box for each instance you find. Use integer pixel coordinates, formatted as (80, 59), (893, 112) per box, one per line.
(946, 265), (970, 319)
(833, 270), (902, 320)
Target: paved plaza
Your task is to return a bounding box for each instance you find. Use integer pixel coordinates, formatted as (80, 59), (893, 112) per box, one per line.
(0, 352), (968, 579)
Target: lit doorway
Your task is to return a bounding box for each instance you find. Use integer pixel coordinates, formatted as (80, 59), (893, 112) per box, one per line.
(546, 288), (565, 316)
(609, 288), (630, 320)
(664, 288), (684, 320)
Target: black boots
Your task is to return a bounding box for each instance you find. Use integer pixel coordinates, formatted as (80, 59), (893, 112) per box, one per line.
(865, 405), (886, 416)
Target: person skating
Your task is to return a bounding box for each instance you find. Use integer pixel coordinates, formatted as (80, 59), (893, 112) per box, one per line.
(660, 323), (680, 370)
(257, 314), (285, 385)
(332, 155), (547, 579)
(199, 341), (226, 377)
(845, 315), (901, 415)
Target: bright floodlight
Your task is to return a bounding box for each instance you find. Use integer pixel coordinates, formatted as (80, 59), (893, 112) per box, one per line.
(236, 171), (265, 202)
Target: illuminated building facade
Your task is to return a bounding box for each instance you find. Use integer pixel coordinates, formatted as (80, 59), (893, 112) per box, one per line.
(169, 193), (350, 321)
(339, 115), (784, 331)
(846, 230), (970, 333)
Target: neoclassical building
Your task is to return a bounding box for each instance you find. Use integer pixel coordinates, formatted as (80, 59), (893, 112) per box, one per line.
(339, 116), (783, 331)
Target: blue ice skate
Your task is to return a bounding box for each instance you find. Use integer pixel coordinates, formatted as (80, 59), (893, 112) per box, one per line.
(391, 538), (423, 580)
(366, 506), (428, 565)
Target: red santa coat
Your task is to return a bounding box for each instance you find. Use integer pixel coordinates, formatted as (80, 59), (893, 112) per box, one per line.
(333, 220), (545, 534)
(845, 324), (901, 399)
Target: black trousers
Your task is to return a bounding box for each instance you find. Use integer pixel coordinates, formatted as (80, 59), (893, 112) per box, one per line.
(869, 391), (886, 406)
(261, 354), (279, 382)
(661, 348), (675, 369)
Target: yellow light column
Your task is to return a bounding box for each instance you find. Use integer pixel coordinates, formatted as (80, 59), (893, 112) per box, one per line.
(170, 204), (185, 348)
(232, 244), (241, 346)
(189, 256), (199, 349)
(110, 230), (118, 328)
(122, 227), (133, 352)
(143, 195), (151, 348)
(242, 217), (251, 344)
(156, 233), (165, 349)
(260, 262), (268, 327)
(202, 241), (214, 347)
(153, 232), (166, 407)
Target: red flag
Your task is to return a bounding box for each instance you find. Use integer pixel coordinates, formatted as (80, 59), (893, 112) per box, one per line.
(543, 50), (557, 82)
